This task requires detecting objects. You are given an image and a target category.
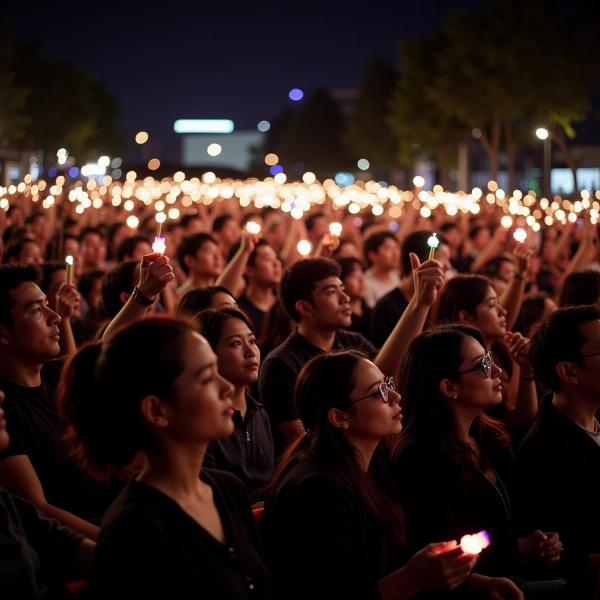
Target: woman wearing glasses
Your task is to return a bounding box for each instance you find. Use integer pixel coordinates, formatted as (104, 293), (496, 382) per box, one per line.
(434, 274), (538, 432)
(393, 325), (563, 598)
(262, 350), (479, 600)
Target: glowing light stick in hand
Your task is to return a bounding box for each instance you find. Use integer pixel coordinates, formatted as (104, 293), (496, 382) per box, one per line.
(460, 530), (491, 555)
(153, 212), (167, 254)
(297, 240), (312, 257)
(329, 222), (342, 237)
(513, 228), (527, 244)
(65, 255), (74, 285)
(245, 220), (262, 235)
(427, 233), (440, 261)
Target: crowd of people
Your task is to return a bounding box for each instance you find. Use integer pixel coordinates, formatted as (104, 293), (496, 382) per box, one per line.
(1, 190), (600, 599)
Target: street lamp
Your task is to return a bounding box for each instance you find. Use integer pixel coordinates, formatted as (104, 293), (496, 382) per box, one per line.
(535, 127), (551, 197)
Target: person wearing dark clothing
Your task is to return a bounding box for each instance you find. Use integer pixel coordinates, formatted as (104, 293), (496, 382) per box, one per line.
(237, 294), (268, 334)
(514, 306), (600, 596)
(335, 256), (374, 341)
(93, 470), (269, 599)
(371, 287), (410, 348)
(59, 318), (270, 599)
(196, 308), (275, 504)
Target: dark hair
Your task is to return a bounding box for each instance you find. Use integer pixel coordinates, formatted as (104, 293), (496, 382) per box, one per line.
(241, 212), (261, 227)
(440, 222), (459, 233)
(40, 262), (66, 294)
(559, 270), (600, 308)
(177, 285), (234, 316)
(258, 300), (294, 356)
(226, 238), (271, 268)
(195, 308), (255, 350)
(77, 270), (105, 301)
(0, 264), (41, 327)
(278, 257), (340, 322)
(26, 211), (46, 226)
(269, 351), (405, 544)
(400, 230), (447, 276)
(434, 274), (491, 324)
(45, 233), (78, 261)
(180, 213), (201, 230)
(529, 305), (600, 392)
(363, 231), (398, 267)
(58, 318), (194, 479)
(398, 324), (511, 483)
(79, 226), (104, 243)
(469, 224), (489, 241)
(2, 236), (39, 264)
(478, 255), (515, 282)
(116, 235), (151, 262)
(176, 233), (218, 275)
(304, 211), (325, 233)
(335, 256), (364, 281)
(514, 293), (551, 336)
(101, 261), (139, 317)
(212, 213), (235, 232)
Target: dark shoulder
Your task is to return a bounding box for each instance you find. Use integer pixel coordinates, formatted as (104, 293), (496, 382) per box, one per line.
(41, 358), (66, 386)
(203, 468), (248, 500)
(336, 330), (376, 356)
(261, 333), (299, 364)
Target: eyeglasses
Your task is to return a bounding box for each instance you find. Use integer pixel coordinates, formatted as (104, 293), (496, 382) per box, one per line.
(457, 351), (497, 379)
(348, 377), (397, 405)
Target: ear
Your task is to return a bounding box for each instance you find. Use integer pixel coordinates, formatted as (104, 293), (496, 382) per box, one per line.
(457, 309), (473, 325)
(327, 407), (349, 431)
(295, 299), (314, 320)
(555, 361), (579, 386)
(439, 378), (458, 400)
(139, 395), (170, 429)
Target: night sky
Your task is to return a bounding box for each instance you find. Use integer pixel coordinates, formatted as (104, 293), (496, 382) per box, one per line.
(9, 1), (489, 161)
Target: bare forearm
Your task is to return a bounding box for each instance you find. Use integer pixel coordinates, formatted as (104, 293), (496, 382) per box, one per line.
(500, 277), (526, 331)
(102, 296), (148, 341)
(216, 249), (249, 296)
(40, 502), (100, 540)
(59, 318), (77, 355)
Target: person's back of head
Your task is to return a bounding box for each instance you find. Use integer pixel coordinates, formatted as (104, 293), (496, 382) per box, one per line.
(559, 270), (600, 308)
(278, 257), (340, 322)
(177, 286), (236, 316)
(529, 305), (600, 396)
(101, 260), (139, 318)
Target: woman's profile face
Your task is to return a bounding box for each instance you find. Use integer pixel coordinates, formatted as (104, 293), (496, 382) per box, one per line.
(216, 317), (260, 387)
(472, 286), (507, 341)
(342, 358), (403, 440)
(166, 332), (235, 443)
(448, 336), (503, 411)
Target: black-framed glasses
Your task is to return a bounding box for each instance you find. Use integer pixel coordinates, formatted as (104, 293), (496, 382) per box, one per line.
(457, 351), (496, 379)
(348, 377), (397, 405)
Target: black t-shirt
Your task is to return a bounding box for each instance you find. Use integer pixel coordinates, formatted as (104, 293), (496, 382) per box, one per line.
(237, 295), (267, 335)
(0, 486), (83, 600)
(0, 359), (118, 522)
(204, 394), (275, 504)
(258, 330), (376, 432)
(370, 288), (410, 349)
(349, 301), (374, 342)
(91, 470), (270, 600)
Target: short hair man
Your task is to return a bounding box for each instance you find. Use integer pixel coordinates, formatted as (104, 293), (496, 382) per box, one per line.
(515, 305), (600, 595)
(363, 231), (401, 309)
(176, 233), (224, 297)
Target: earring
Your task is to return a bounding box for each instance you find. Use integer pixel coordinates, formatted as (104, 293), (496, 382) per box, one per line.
(342, 423), (349, 430)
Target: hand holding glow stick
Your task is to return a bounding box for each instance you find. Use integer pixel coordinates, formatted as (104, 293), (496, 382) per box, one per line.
(427, 233), (440, 261)
(153, 212), (167, 254)
(65, 255), (74, 285)
(329, 221), (342, 237)
(513, 228), (527, 244)
(246, 220), (262, 235)
(297, 239), (312, 257)
(460, 530), (490, 555)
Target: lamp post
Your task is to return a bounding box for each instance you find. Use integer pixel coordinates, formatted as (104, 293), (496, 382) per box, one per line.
(535, 127), (551, 197)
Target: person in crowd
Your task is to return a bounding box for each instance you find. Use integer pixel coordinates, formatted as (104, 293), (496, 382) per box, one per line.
(212, 213), (241, 259)
(79, 227), (108, 274)
(305, 211), (328, 248)
(0, 265), (116, 540)
(434, 274), (538, 430)
(454, 224), (491, 273)
(515, 306), (600, 597)
(333, 237), (362, 259)
(76, 270), (106, 339)
(116, 234), (152, 262)
(3, 236), (44, 265)
(336, 256), (372, 340)
(514, 294), (557, 338)
(259, 255), (445, 451)
(371, 231), (451, 347)
(45, 232), (80, 264)
(196, 308), (274, 504)
(26, 212), (50, 249)
(221, 237), (282, 333)
(363, 231), (401, 308)
(257, 300), (295, 358)
(478, 255), (517, 297)
(176, 232), (224, 297)
(177, 285), (237, 317)
(106, 223), (130, 262)
(58, 318), (270, 599)
(558, 270), (600, 307)
(0, 388), (96, 599)
(394, 325), (562, 596)
(180, 213), (205, 236)
(262, 350), (522, 599)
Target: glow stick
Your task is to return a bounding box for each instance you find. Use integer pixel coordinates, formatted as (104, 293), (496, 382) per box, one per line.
(427, 232), (440, 260)
(329, 222), (342, 237)
(513, 228), (527, 243)
(246, 220), (261, 235)
(460, 530), (491, 555)
(153, 213), (167, 255)
(297, 240), (312, 257)
(65, 255), (74, 285)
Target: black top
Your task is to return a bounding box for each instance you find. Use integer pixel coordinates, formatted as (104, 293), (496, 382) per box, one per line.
(258, 330), (376, 450)
(262, 459), (401, 600)
(237, 295), (267, 335)
(349, 301), (374, 342)
(514, 398), (600, 579)
(91, 469), (270, 600)
(0, 360), (117, 522)
(370, 287), (409, 348)
(204, 394), (275, 504)
(0, 486), (83, 600)
(393, 438), (518, 578)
